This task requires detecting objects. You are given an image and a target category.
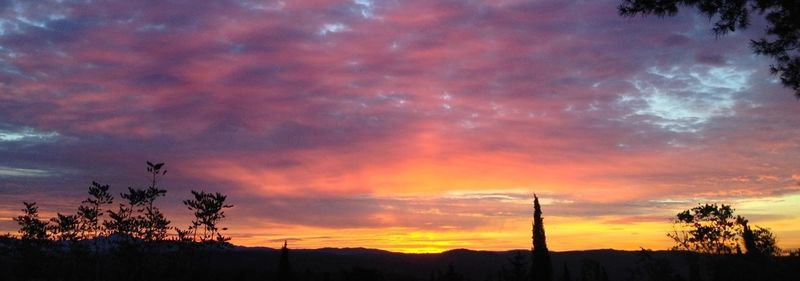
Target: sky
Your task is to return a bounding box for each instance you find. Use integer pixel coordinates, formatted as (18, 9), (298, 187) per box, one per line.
(1, 0), (799, 253)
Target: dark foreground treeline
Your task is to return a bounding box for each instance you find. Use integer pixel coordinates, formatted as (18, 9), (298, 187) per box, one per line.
(1, 237), (799, 281)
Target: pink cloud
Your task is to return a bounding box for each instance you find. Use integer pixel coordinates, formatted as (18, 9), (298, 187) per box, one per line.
(1, 0), (799, 250)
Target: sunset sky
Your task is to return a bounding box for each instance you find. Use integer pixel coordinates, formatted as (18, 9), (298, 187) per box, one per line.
(1, 0), (799, 253)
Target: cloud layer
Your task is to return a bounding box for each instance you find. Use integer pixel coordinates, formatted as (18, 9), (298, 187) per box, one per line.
(1, 0), (799, 252)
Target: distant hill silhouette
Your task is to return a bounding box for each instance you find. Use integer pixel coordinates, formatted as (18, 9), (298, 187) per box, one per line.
(0, 237), (679, 281)
(4, 237), (795, 281)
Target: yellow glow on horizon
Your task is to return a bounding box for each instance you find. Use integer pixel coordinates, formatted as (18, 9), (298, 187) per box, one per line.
(226, 216), (679, 253)
(224, 197), (800, 254)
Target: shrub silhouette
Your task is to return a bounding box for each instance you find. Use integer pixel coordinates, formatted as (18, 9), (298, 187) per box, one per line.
(49, 212), (79, 241)
(77, 181), (114, 239)
(13, 201), (48, 241)
(104, 199), (135, 237)
(101, 162), (171, 241)
(180, 189), (233, 243)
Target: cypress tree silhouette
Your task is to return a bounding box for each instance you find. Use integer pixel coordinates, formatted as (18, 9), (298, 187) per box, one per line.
(531, 194), (553, 281)
(740, 219), (780, 257)
(278, 240), (293, 281)
(742, 221), (759, 258)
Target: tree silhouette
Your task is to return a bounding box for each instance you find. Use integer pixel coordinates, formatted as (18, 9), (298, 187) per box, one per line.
(668, 204), (743, 254)
(77, 181), (114, 239)
(104, 201), (135, 237)
(618, 0), (800, 98)
(669, 203), (780, 259)
(742, 222), (757, 255)
(531, 194), (553, 281)
(182, 190), (233, 243)
(278, 240), (293, 281)
(750, 226), (779, 256)
(103, 161), (170, 240)
(49, 213), (79, 241)
(132, 161), (170, 241)
(741, 220), (780, 257)
(14, 201), (48, 240)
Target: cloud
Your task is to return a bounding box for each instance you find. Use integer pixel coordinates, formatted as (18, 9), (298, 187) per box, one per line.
(0, 166), (50, 177)
(1, 0), (799, 250)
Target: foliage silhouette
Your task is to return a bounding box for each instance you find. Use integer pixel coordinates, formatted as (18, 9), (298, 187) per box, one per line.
(132, 161), (171, 241)
(741, 221), (779, 257)
(8, 161), (235, 249)
(49, 212), (79, 241)
(180, 189), (233, 243)
(104, 200), (135, 237)
(668, 203), (778, 256)
(13, 201), (48, 241)
(531, 194), (553, 281)
(77, 181), (114, 239)
(668, 204), (743, 254)
(103, 161), (171, 240)
(618, 0), (800, 98)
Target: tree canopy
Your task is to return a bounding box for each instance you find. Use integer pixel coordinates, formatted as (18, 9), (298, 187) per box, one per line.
(668, 203), (779, 256)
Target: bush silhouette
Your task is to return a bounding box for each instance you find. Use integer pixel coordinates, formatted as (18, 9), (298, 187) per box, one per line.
(180, 190), (233, 243)
(13, 201), (48, 241)
(77, 181), (114, 239)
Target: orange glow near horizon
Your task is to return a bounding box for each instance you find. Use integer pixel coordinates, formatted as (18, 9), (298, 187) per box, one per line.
(225, 210), (800, 253)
